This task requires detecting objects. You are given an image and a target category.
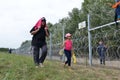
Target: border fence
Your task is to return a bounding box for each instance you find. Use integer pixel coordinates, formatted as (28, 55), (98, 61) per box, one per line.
(87, 14), (120, 67)
(47, 14), (120, 69)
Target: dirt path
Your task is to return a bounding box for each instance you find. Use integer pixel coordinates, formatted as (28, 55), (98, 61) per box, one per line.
(47, 56), (120, 69)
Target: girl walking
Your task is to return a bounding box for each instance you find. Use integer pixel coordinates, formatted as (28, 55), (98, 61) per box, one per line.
(61, 33), (73, 69)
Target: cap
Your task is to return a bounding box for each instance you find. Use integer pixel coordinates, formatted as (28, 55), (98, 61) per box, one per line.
(65, 33), (71, 37)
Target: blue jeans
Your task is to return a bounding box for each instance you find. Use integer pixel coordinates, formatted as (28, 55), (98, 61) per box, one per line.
(64, 49), (72, 66)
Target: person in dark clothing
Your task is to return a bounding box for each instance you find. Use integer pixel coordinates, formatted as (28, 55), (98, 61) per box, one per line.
(113, 0), (120, 26)
(30, 17), (49, 68)
(108, 0), (120, 26)
(97, 40), (107, 65)
(8, 48), (12, 54)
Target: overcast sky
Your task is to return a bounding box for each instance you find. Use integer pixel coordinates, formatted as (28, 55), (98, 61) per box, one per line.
(0, 0), (84, 48)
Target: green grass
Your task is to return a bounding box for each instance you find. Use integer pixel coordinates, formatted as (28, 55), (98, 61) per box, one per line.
(0, 52), (120, 80)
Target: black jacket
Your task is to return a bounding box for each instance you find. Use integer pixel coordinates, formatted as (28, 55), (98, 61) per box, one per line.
(30, 26), (49, 47)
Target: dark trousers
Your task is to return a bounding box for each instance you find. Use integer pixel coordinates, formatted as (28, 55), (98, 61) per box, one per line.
(32, 45), (47, 66)
(99, 52), (105, 65)
(115, 11), (119, 26)
(64, 49), (72, 66)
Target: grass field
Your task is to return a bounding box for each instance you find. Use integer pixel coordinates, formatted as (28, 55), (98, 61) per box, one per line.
(0, 52), (120, 80)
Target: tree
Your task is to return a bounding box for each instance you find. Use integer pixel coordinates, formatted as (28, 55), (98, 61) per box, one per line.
(82, 0), (114, 27)
(47, 22), (54, 33)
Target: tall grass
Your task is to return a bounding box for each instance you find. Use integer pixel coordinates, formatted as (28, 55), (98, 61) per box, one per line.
(0, 52), (120, 80)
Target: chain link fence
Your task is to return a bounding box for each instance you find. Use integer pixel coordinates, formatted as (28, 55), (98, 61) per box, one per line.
(48, 20), (120, 69)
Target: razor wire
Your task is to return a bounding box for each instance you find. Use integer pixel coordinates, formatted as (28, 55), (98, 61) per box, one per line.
(48, 19), (120, 68)
(49, 25), (120, 59)
(93, 25), (120, 60)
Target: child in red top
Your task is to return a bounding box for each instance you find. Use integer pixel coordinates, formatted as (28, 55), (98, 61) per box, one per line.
(62, 33), (73, 68)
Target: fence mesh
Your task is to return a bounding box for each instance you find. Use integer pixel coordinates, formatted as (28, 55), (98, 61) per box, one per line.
(48, 18), (120, 69)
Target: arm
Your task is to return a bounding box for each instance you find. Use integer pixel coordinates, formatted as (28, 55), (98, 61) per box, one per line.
(97, 46), (100, 53)
(30, 28), (39, 35)
(61, 41), (65, 48)
(104, 45), (107, 52)
(112, 1), (120, 8)
(45, 29), (49, 37)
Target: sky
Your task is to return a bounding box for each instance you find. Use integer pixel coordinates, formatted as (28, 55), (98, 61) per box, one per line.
(0, 0), (84, 48)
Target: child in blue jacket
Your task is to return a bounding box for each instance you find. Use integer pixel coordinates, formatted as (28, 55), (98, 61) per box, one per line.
(97, 40), (107, 65)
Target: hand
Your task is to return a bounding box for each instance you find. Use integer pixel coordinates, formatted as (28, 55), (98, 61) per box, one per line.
(104, 45), (107, 48)
(36, 28), (40, 31)
(60, 45), (63, 49)
(44, 27), (48, 30)
(44, 27), (49, 37)
(31, 28), (40, 35)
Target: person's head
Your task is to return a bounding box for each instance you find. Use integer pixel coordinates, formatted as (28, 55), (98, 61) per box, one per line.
(99, 40), (104, 45)
(41, 17), (46, 26)
(65, 33), (72, 40)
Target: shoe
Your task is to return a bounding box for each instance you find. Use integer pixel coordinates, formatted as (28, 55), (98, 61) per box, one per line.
(35, 66), (39, 68)
(64, 63), (68, 68)
(103, 62), (105, 65)
(39, 63), (44, 67)
(103, 61), (105, 65)
(64, 64), (66, 67)
(68, 66), (72, 71)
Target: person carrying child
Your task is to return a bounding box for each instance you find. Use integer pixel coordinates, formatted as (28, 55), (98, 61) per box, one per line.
(61, 33), (73, 69)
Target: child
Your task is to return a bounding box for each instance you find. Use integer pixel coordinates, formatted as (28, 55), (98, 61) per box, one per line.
(97, 40), (107, 65)
(61, 33), (73, 68)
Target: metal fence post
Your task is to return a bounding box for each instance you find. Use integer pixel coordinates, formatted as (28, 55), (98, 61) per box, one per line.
(87, 14), (92, 66)
(49, 33), (52, 59)
(62, 24), (65, 62)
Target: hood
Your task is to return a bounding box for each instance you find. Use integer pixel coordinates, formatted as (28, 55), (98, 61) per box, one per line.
(34, 17), (48, 30)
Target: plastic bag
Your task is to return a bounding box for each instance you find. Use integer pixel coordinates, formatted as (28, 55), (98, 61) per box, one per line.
(59, 49), (64, 55)
(72, 50), (77, 64)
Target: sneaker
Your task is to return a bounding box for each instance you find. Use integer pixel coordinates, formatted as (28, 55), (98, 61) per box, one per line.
(64, 64), (66, 67)
(64, 64), (68, 68)
(39, 63), (44, 67)
(68, 66), (72, 71)
(35, 66), (39, 68)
